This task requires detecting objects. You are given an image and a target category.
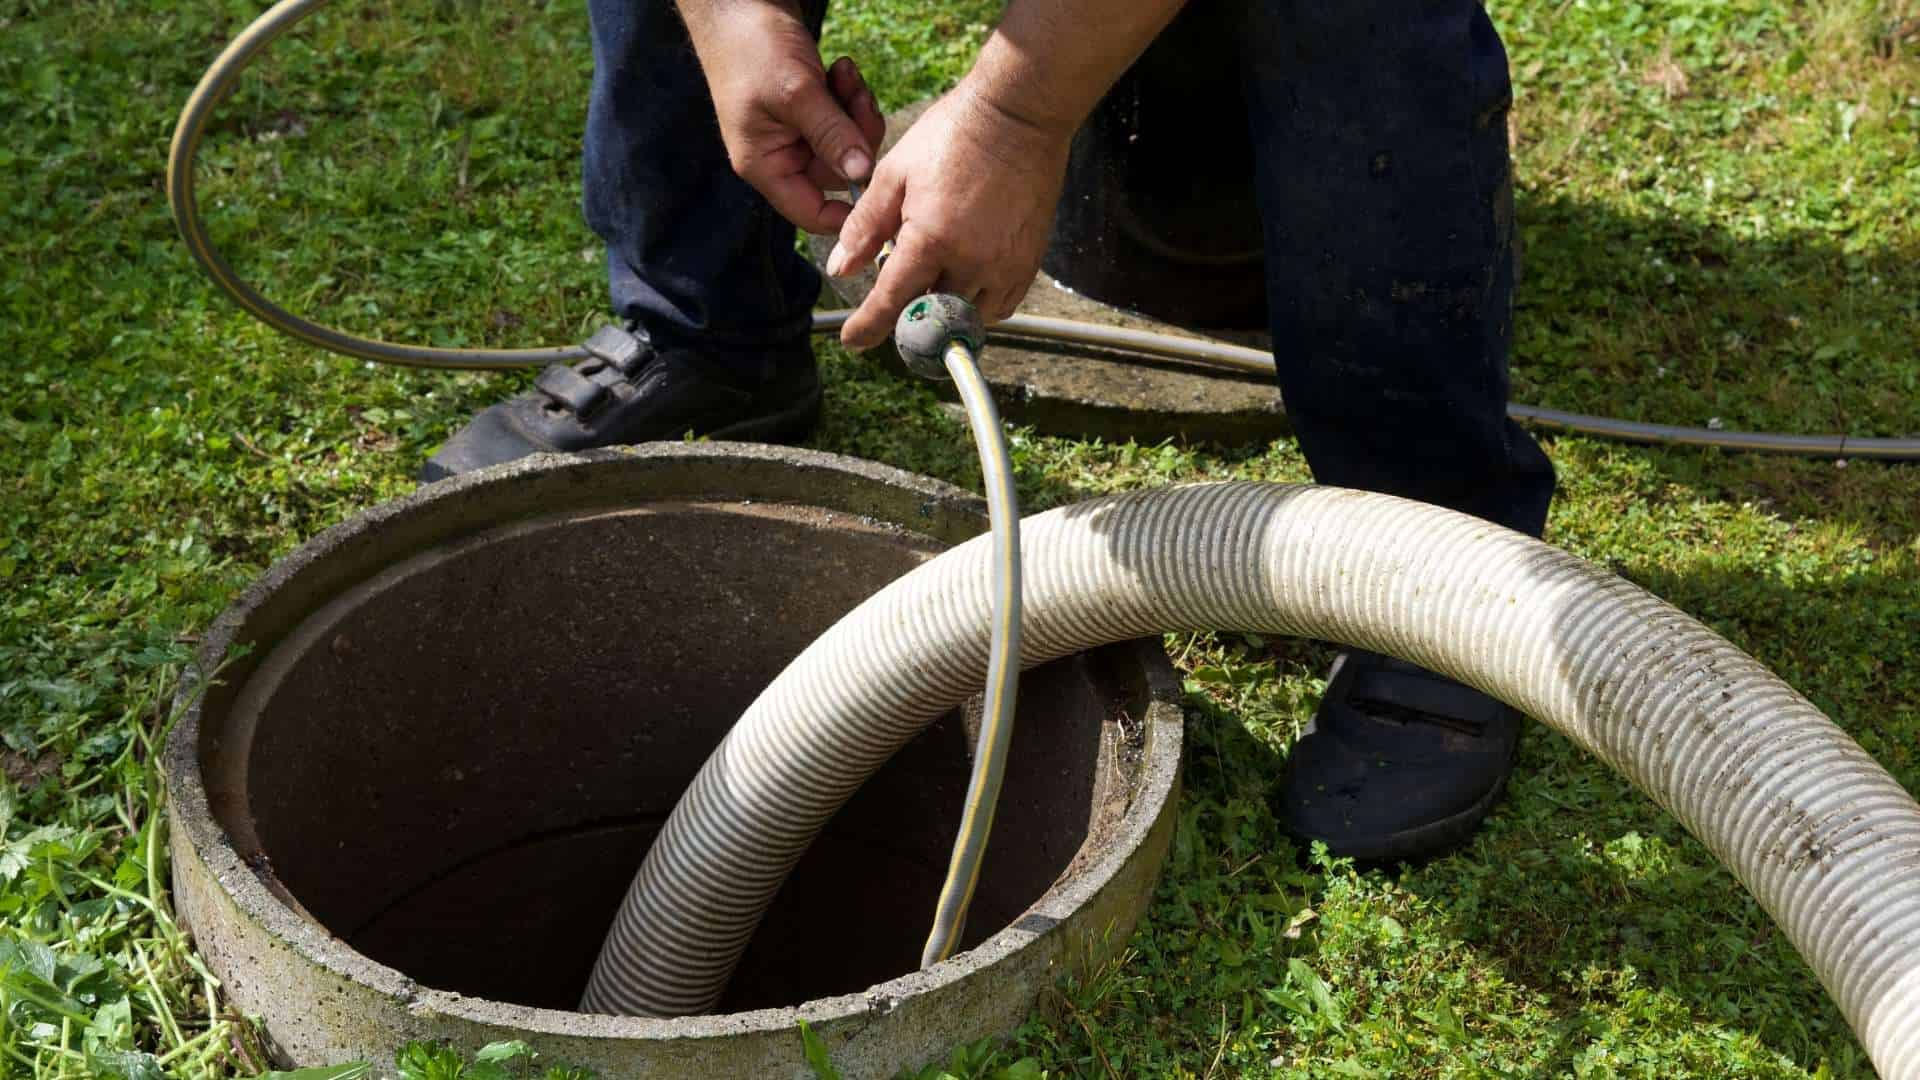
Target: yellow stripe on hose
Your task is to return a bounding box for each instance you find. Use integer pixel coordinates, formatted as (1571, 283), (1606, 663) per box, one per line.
(922, 337), (1025, 968)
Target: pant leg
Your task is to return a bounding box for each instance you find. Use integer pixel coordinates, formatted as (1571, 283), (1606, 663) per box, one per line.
(582, 0), (829, 371)
(1235, 0), (1555, 537)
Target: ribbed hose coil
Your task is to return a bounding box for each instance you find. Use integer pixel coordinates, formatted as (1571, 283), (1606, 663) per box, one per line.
(581, 483), (1920, 1076)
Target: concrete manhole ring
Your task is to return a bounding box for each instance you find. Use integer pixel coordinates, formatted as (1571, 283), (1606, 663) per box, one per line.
(167, 443), (1183, 1078)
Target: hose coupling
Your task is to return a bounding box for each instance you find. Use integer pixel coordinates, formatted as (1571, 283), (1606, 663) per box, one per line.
(895, 294), (985, 380)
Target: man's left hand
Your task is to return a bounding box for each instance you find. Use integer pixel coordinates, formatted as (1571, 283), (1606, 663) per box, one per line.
(826, 83), (1072, 350)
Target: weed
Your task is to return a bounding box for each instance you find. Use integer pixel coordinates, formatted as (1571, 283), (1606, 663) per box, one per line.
(257, 1040), (593, 1080)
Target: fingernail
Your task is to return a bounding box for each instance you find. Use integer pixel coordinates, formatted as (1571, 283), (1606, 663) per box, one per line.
(826, 242), (849, 277)
(841, 149), (871, 182)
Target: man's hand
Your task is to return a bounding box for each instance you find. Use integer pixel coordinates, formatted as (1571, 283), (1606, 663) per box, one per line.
(678, 0), (1185, 349)
(682, 2), (884, 235)
(827, 87), (1071, 349)
(819, 0), (1188, 350)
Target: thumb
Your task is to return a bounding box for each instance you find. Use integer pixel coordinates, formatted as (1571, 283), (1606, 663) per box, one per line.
(828, 165), (903, 276)
(779, 73), (874, 184)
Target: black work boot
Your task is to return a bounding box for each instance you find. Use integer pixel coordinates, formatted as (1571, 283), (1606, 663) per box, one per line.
(1277, 649), (1520, 865)
(421, 325), (822, 482)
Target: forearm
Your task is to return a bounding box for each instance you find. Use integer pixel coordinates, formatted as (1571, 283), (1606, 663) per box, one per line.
(963, 0), (1190, 139)
(674, 0), (802, 61)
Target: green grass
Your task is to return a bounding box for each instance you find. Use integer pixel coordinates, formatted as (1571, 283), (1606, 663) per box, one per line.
(2, 0), (1917, 1075)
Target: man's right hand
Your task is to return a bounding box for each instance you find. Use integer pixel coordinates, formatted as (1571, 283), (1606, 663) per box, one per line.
(681, 1), (884, 235)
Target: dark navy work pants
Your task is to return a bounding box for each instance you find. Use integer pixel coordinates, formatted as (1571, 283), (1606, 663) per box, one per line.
(583, 0), (1556, 536)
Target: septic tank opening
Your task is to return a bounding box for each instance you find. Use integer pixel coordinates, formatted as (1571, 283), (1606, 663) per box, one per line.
(201, 500), (1132, 1013)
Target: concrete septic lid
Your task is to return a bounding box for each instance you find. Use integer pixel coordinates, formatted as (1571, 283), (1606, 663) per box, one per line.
(166, 443), (1183, 1079)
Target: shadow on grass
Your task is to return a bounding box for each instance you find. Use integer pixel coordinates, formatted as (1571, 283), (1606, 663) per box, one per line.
(1509, 189), (1919, 551)
(1510, 191), (1920, 443)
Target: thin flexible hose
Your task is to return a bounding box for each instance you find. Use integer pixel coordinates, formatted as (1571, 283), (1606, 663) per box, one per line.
(951, 315), (1920, 460)
(169, 0), (1920, 457)
(581, 483), (1920, 1080)
(166, 0), (590, 368)
(921, 338), (1023, 969)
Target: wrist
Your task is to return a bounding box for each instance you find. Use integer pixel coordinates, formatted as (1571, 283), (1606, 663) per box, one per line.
(678, 0), (808, 61)
(951, 72), (1078, 168)
(959, 33), (1094, 144)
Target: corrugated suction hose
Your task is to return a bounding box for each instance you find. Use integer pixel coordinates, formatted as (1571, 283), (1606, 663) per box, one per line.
(581, 483), (1920, 1078)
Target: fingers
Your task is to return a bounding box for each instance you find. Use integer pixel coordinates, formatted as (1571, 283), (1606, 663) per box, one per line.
(775, 63), (874, 186)
(933, 272), (989, 310)
(747, 62), (875, 232)
(841, 234), (941, 349)
(982, 279), (1030, 323)
(804, 155), (853, 192)
(827, 167), (904, 275)
(761, 169), (853, 235)
(946, 279), (1022, 332)
(798, 60), (884, 193)
(827, 57), (885, 152)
